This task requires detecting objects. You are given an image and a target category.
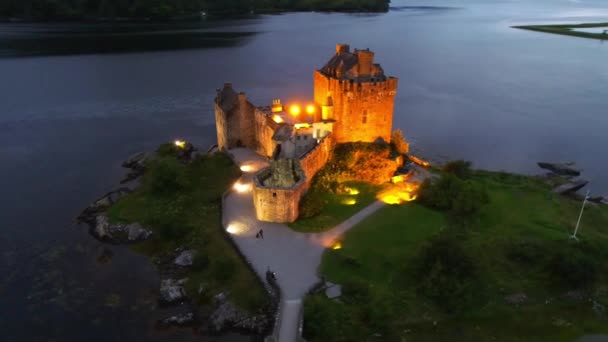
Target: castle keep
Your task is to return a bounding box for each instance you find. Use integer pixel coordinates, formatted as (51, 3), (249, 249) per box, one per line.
(214, 44), (398, 222)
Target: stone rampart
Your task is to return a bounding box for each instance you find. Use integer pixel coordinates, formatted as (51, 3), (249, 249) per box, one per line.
(299, 134), (334, 184)
(253, 168), (306, 223)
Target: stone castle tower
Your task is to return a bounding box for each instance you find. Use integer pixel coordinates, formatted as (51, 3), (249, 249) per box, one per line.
(213, 44), (399, 222)
(314, 44), (398, 143)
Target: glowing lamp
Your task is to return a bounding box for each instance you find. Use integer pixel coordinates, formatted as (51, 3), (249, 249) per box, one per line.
(174, 140), (186, 148)
(226, 224), (239, 234)
(342, 198), (357, 205)
(332, 242), (342, 250)
(345, 187), (360, 195)
(272, 115), (284, 123)
(226, 222), (247, 235)
(240, 164), (253, 172)
(289, 105), (301, 116)
(234, 181), (251, 193)
(306, 105), (315, 114)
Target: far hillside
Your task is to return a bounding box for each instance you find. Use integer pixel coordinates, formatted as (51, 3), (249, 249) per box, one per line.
(0, 0), (391, 21)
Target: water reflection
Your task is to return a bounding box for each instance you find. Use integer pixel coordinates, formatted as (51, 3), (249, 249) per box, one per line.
(0, 23), (258, 57)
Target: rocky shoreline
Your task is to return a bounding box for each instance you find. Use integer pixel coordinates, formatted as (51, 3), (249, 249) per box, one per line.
(77, 143), (276, 335)
(538, 161), (607, 204)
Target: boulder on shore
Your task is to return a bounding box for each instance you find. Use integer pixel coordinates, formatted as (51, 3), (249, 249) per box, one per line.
(160, 278), (188, 304)
(538, 162), (581, 176)
(174, 250), (196, 267)
(78, 188), (132, 223)
(89, 214), (152, 243)
(121, 152), (152, 183)
(552, 179), (588, 194)
(159, 312), (195, 327)
(588, 196), (605, 204)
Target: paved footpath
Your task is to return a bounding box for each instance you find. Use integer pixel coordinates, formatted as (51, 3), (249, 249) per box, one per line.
(223, 148), (386, 342)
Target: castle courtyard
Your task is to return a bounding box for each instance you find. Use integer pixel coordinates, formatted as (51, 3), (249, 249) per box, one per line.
(223, 148), (388, 341)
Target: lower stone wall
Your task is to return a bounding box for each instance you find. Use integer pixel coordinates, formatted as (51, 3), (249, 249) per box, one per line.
(252, 135), (334, 223)
(253, 168), (305, 223)
(254, 109), (278, 158)
(299, 134), (334, 184)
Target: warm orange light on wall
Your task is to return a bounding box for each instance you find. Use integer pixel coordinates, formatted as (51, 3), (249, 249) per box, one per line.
(290, 105), (301, 116)
(306, 105), (315, 114)
(377, 182), (420, 205)
(409, 155), (430, 167)
(294, 123), (311, 129)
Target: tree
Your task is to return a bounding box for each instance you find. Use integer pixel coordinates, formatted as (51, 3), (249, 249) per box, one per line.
(415, 231), (478, 312)
(443, 160), (473, 179)
(390, 129), (409, 154)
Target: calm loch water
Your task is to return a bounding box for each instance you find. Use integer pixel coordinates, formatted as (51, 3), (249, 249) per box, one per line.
(1, 0), (607, 340)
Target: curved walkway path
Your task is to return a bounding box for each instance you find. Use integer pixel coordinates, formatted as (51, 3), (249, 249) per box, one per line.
(223, 148), (386, 342)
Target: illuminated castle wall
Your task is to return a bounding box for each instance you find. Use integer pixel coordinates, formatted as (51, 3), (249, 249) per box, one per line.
(214, 44), (398, 222)
(313, 44), (398, 143)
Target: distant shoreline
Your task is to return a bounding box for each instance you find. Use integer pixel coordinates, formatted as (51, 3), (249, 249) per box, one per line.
(513, 22), (608, 41)
(0, 6), (389, 24)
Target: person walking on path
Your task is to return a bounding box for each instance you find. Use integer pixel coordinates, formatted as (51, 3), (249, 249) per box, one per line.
(259, 229), (264, 239)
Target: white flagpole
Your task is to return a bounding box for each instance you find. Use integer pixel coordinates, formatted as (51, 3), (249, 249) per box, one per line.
(571, 189), (590, 240)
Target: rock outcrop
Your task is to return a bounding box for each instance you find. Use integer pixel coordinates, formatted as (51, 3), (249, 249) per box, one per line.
(203, 292), (272, 334)
(552, 179), (588, 194)
(538, 162), (581, 176)
(174, 250), (196, 267)
(90, 214), (152, 243)
(160, 278), (188, 304)
(121, 152), (152, 183)
(78, 188), (132, 223)
(159, 312), (195, 327)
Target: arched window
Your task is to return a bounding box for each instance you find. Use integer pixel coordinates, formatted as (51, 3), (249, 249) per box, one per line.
(362, 110), (368, 124)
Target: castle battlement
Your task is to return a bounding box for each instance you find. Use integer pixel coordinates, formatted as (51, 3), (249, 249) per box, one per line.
(214, 44), (398, 222)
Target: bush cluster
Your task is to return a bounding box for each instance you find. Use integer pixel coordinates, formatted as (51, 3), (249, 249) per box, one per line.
(298, 189), (325, 219)
(147, 158), (191, 195)
(414, 230), (478, 312)
(547, 243), (600, 290)
(443, 160), (473, 179)
(418, 173), (489, 221)
(315, 142), (399, 187)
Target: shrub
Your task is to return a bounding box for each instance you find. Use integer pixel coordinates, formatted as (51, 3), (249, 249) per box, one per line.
(303, 295), (344, 341)
(443, 160), (473, 179)
(451, 182), (489, 220)
(147, 158), (190, 195)
(391, 129), (410, 154)
(342, 279), (372, 304)
(505, 239), (547, 265)
(415, 231), (478, 312)
(418, 174), (464, 210)
(214, 258), (236, 282)
(158, 221), (190, 240)
(299, 190), (325, 219)
(191, 254), (210, 272)
(418, 174), (488, 221)
(548, 245), (599, 290)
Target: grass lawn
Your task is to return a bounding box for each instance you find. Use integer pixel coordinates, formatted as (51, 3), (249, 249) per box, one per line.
(107, 147), (268, 312)
(514, 22), (608, 40)
(288, 181), (382, 232)
(304, 170), (608, 341)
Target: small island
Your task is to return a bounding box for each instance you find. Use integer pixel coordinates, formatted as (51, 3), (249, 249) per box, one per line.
(78, 43), (608, 341)
(514, 22), (608, 41)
